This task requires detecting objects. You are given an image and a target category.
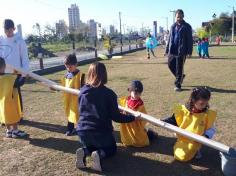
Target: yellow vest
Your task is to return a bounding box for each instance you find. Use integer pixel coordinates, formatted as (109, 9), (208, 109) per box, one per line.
(0, 74), (21, 124)
(173, 104), (217, 161)
(119, 97), (150, 147)
(61, 72), (82, 124)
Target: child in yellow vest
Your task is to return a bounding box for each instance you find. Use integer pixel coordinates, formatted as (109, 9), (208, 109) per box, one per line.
(0, 57), (27, 138)
(61, 54), (85, 136)
(119, 80), (155, 147)
(163, 87), (216, 161)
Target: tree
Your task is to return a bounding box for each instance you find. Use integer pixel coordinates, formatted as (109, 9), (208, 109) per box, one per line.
(196, 28), (209, 38)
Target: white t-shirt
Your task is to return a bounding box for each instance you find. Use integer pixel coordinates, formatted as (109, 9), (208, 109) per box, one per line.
(0, 33), (29, 73)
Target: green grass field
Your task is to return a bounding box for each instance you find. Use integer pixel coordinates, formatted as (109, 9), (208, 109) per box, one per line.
(0, 45), (236, 176)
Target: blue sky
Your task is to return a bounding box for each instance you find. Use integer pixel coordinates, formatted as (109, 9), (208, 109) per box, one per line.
(0, 0), (235, 36)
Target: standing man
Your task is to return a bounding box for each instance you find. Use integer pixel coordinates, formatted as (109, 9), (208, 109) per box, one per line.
(165, 9), (193, 92)
(0, 19), (30, 120)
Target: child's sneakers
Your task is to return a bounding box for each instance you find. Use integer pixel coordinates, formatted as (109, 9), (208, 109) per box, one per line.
(91, 151), (102, 172)
(12, 130), (27, 138)
(76, 148), (86, 169)
(65, 129), (77, 136)
(5, 130), (12, 138)
(195, 150), (203, 159)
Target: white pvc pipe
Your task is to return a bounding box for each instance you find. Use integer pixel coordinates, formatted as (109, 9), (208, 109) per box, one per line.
(9, 64), (231, 154)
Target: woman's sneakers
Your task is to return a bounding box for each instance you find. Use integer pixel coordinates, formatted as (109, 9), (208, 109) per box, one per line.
(76, 148), (102, 172)
(76, 148), (86, 169)
(91, 151), (102, 172)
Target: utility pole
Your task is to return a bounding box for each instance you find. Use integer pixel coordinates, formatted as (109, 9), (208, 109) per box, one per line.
(170, 10), (176, 24)
(119, 12), (123, 53)
(232, 6), (235, 43)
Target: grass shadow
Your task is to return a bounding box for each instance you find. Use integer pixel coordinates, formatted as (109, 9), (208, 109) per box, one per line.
(185, 86), (236, 94)
(22, 120), (66, 134)
(28, 137), (80, 154)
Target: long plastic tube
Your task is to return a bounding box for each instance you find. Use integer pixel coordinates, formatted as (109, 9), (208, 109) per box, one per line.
(9, 64), (232, 154)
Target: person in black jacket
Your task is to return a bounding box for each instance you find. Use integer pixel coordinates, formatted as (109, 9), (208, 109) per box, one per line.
(165, 9), (193, 92)
(76, 62), (137, 172)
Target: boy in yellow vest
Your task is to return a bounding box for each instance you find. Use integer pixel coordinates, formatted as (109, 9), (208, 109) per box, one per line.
(0, 57), (27, 138)
(163, 87), (216, 161)
(61, 54), (85, 136)
(119, 80), (155, 147)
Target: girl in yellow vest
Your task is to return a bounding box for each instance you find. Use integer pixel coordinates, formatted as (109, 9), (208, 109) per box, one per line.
(163, 87), (216, 161)
(61, 54), (85, 136)
(119, 80), (155, 147)
(0, 57), (27, 138)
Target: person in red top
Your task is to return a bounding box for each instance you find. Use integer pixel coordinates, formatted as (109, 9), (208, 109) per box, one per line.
(119, 80), (156, 147)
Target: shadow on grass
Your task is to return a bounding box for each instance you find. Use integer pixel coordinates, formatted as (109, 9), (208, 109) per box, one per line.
(209, 56), (236, 60)
(101, 146), (221, 176)
(22, 120), (66, 134)
(185, 86), (236, 94)
(21, 123), (221, 175)
(28, 137), (81, 154)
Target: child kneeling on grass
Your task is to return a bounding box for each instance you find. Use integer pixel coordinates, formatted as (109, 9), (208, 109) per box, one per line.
(0, 57), (27, 138)
(76, 62), (138, 172)
(61, 54), (85, 136)
(119, 80), (156, 147)
(163, 87), (216, 161)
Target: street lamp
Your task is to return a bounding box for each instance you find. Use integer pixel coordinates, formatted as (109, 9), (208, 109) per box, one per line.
(170, 10), (176, 24)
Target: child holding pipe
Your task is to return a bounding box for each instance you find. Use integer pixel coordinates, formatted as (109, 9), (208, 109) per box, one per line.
(119, 80), (155, 147)
(0, 57), (27, 138)
(61, 54), (85, 136)
(163, 87), (217, 161)
(76, 62), (138, 172)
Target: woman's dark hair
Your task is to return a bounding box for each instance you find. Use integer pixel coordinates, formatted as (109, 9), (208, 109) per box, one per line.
(175, 9), (184, 17)
(186, 87), (211, 112)
(0, 57), (6, 69)
(64, 54), (77, 65)
(86, 62), (107, 87)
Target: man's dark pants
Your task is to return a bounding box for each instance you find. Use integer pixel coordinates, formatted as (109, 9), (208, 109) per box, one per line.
(168, 55), (186, 88)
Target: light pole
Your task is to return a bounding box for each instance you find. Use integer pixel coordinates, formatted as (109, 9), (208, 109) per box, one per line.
(232, 6), (235, 43)
(119, 12), (123, 53)
(170, 10), (176, 24)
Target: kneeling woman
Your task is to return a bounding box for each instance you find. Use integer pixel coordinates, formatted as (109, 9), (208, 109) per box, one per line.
(76, 62), (137, 172)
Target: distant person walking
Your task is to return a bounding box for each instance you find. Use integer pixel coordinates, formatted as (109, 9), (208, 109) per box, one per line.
(165, 9), (193, 92)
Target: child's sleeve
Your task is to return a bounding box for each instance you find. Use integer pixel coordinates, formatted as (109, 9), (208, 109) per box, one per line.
(204, 110), (217, 139)
(13, 75), (25, 88)
(173, 104), (184, 126)
(80, 73), (85, 87)
(162, 114), (178, 126)
(109, 93), (135, 123)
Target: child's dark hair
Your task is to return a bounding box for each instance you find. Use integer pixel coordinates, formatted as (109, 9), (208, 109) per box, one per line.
(0, 57), (6, 69)
(186, 87), (211, 112)
(86, 62), (107, 87)
(64, 54), (77, 65)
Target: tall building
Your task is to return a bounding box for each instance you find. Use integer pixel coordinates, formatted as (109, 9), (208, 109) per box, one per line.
(97, 23), (102, 39)
(68, 4), (80, 32)
(56, 20), (68, 38)
(153, 21), (157, 38)
(159, 26), (164, 34)
(88, 19), (97, 38)
(109, 25), (115, 34)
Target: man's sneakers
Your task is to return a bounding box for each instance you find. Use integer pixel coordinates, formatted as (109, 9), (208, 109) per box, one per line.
(76, 148), (86, 169)
(91, 151), (102, 172)
(5, 130), (27, 138)
(174, 87), (182, 92)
